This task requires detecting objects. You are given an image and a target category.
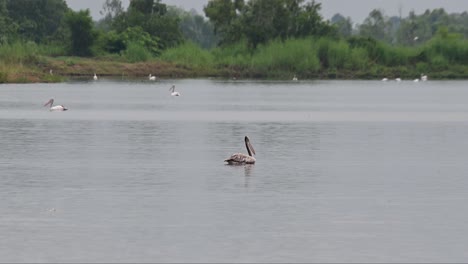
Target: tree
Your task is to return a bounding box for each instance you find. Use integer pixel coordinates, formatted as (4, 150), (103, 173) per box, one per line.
(169, 7), (219, 49)
(64, 9), (97, 56)
(331, 13), (353, 37)
(359, 9), (387, 41)
(242, 0), (287, 48)
(0, 0), (17, 43)
(293, 0), (332, 37)
(111, 0), (183, 49)
(204, 0), (333, 48)
(6, 0), (69, 42)
(204, 0), (244, 45)
(101, 0), (123, 18)
(98, 0), (124, 30)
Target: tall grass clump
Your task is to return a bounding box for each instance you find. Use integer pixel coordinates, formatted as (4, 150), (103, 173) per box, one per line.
(426, 36), (468, 65)
(429, 54), (449, 70)
(160, 42), (214, 68)
(326, 39), (350, 69)
(122, 42), (152, 62)
(347, 37), (391, 65)
(383, 46), (414, 66)
(0, 41), (40, 64)
(251, 38), (320, 73)
(211, 40), (252, 68)
(316, 37), (330, 67)
(348, 47), (369, 70)
(36, 43), (67, 57)
(0, 72), (7, 83)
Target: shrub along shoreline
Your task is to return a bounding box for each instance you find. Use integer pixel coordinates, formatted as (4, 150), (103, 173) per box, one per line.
(3, 58), (468, 84)
(1, 35), (468, 83)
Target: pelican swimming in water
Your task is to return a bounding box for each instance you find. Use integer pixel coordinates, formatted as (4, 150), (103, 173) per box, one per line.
(93, 73), (98, 81)
(421, 73), (428, 81)
(149, 74), (156, 81)
(293, 75), (298, 81)
(44, 98), (68, 111)
(225, 136), (256, 164)
(169, 84), (180, 96)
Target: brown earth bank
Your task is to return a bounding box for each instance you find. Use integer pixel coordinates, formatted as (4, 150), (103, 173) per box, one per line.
(2, 57), (468, 83)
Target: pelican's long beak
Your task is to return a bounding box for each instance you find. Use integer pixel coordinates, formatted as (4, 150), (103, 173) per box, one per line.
(245, 136), (256, 155)
(248, 141), (256, 155)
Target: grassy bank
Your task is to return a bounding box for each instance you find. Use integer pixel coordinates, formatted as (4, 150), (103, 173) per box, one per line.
(2, 36), (468, 83)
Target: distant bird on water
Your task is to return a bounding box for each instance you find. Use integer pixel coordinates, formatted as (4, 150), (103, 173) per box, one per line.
(149, 74), (156, 81)
(421, 74), (428, 81)
(169, 84), (180, 96)
(414, 74), (428, 82)
(93, 73), (98, 81)
(44, 98), (68, 111)
(225, 136), (256, 165)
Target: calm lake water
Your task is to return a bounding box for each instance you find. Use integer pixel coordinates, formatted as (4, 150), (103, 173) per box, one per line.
(1, 79), (468, 262)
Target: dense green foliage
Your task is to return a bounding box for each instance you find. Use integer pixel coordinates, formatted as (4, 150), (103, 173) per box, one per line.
(158, 30), (468, 79)
(0, 0), (215, 58)
(204, 0), (334, 47)
(65, 10), (97, 56)
(349, 8), (468, 46)
(169, 7), (218, 49)
(5, 0), (68, 43)
(0, 0), (468, 81)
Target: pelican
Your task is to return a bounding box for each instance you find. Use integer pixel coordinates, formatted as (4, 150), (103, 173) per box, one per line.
(44, 98), (68, 111)
(382, 78), (388, 81)
(293, 75), (298, 81)
(395, 78), (401, 82)
(421, 74), (428, 81)
(225, 136), (256, 165)
(149, 74), (156, 81)
(93, 73), (98, 81)
(169, 84), (180, 96)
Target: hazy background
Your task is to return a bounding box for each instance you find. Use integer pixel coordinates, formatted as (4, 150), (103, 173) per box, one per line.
(66, 0), (468, 24)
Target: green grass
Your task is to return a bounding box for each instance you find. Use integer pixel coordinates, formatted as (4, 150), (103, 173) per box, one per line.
(250, 38), (320, 75)
(160, 42), (214, 68)
(3, 34), (468, 83)
(122, 42), (152, 63)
